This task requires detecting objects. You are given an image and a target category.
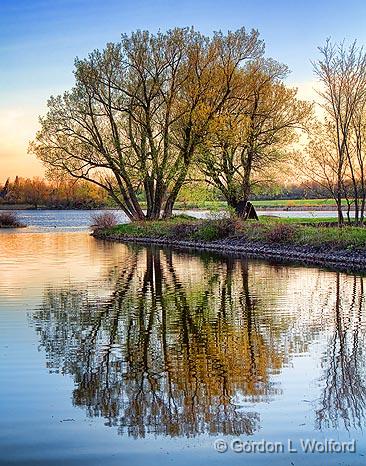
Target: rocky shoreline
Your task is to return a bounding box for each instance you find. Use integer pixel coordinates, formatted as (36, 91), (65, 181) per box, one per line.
(92, 231), (366, 273)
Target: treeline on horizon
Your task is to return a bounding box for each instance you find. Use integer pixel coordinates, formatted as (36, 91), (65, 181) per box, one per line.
(0, 175), (334, 209)
(0, 176), (109, 209)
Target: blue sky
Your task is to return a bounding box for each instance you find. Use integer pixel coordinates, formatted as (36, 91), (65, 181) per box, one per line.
(1, 0), (366, 180)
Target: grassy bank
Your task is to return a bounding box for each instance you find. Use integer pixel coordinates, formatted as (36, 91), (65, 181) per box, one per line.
(94, 215), (366, 251)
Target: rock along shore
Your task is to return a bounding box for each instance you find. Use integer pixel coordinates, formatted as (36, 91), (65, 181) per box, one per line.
(92, 231), (366, 274)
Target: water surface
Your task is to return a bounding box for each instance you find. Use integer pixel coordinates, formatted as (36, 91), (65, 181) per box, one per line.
(0, 208), (344, 233)
(0, 227), (365, 465)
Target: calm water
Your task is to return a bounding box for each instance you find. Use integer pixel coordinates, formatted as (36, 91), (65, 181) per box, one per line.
(0, 208), (343, 233)
(1, 218), (366, 465)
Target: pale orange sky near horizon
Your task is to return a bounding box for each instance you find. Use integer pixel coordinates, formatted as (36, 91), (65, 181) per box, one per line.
(0, 105), (45, 184)
(2, 0), (366, 186)
(0, 81), (318, 185)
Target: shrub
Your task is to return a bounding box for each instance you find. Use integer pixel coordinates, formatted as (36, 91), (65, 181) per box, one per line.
(168, 222), (200, 239)
(240, 221), (268, 241)
(91, 212), (118, 231)
(0, 212), (25, 228)
(193, 218), (237, 241)
(265, 223), (296, 243)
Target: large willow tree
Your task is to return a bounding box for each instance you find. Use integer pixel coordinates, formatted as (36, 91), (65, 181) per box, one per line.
(29, 28), (264, 220)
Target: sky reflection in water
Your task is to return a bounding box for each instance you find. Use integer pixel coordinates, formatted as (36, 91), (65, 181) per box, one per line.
(0, 231), (365, 465)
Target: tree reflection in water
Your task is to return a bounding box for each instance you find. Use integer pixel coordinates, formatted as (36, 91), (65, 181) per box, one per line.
(316, 274), (366, 430)
(31, 246), (366, 438)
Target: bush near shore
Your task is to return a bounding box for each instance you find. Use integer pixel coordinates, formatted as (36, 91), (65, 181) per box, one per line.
(93, 215), (366, 251)
(91, 212), (118, 230)
(0, 212), (25, 228)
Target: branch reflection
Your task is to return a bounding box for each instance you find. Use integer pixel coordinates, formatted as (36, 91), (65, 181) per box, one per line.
(31, 246), (366, 438)
(316, 274), (366, 430)
(32, 247), (288, 438)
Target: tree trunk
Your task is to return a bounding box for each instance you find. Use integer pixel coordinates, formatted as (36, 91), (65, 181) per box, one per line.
(232, 199), (247, 217)
(162, 170), (188, 219)
(162, 197), (174, 219)
(336, 198), (344, 226)
(149, 181), (165, 220)
(335, 183), (344, 226)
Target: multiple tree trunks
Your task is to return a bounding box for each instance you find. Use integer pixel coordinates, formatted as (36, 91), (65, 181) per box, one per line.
(308, 40), (366, 226)
(31, 27), (306, 221)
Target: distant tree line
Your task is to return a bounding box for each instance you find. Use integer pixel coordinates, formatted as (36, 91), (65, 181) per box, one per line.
(0, 175), (341, 210)
(251, 181), (337, 201)
(0, 176), (108, 209)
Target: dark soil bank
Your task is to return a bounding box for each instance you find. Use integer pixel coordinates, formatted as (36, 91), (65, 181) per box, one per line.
(92, 231), (366, 274)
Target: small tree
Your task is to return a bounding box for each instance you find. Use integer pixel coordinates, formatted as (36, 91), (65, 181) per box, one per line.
(303, 119), (349, 220)
(197, 58), (311, 217)
(312, 39), (366, 225)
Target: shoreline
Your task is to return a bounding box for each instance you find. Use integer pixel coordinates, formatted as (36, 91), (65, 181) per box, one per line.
(0, 204), (354, 212)
(92, 231), (366, 273)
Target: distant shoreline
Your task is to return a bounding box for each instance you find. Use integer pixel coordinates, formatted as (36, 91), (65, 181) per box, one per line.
(0, 204), (350, 212)
(0, 204), (109, 211)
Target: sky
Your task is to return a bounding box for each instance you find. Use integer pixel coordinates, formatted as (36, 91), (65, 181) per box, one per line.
(1, 0), (366, 183)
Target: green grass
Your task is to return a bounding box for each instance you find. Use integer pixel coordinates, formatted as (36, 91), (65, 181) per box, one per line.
(258, 215), (338, 224)
(252, 198), (340, 208)
(109, 214), (198, 237)
(98, 214), (366, 251)
(142, 200), (228, 210)
(295, 225), (366, 248)
(243, 221), (366, 249)
(165, 198), (346, 210)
